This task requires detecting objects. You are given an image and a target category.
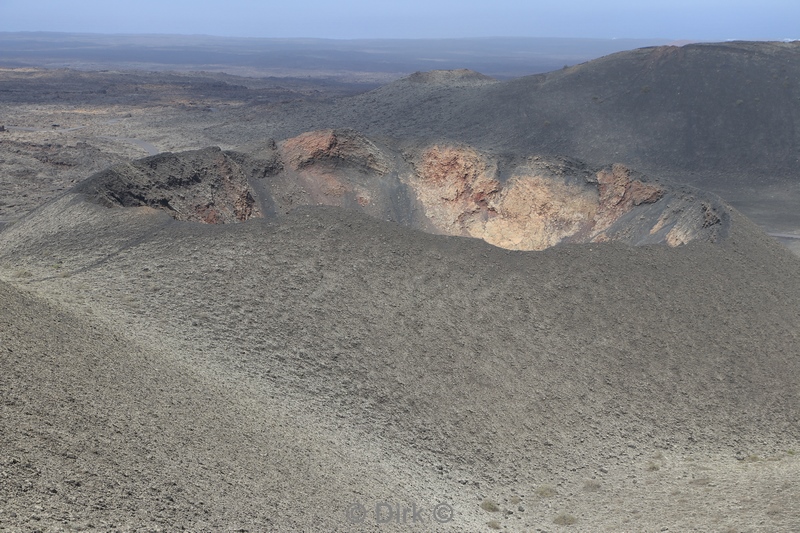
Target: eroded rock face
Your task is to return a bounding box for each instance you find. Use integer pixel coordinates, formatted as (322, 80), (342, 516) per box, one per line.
(651, 201), (724, 247)
(413, 145), (499, 229)
(591, 163), (665, 240)
(271, 129), (392, 211)
(76, 147), (262, 224)
(76, 131), (728, 250)
(405, 146), (688, 250)
(408, 147), (594, 250)
(483, 174), (599, 250)
(281, 129), (389, 175)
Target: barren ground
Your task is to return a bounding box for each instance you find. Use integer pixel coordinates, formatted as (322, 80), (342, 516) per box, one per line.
(1, 39), (800, 532)
(1, 202), (799, 532)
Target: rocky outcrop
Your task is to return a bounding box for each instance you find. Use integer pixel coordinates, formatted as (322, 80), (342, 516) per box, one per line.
(75, 147), (263, 224)
(404, 146), (719, 250)
(75, 131), (728, 250)
(281, 129), (390, 175)
(268, 129), (393, 212)
(590, 163), (665, 240)
(408, 147), (596, 250)
(412, 145), (500, 230)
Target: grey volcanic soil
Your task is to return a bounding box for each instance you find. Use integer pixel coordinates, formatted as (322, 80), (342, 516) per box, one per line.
(1, 186), (799, 530)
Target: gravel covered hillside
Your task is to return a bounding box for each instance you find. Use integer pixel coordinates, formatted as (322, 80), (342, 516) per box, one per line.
(1, 189), (799, 531)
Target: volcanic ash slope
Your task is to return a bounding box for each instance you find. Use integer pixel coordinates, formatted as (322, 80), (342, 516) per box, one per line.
(234, 43), (800, 242)
(1, 172), (800, 530)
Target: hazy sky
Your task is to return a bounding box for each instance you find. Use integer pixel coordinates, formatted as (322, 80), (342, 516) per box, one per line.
(1, 0), (798, 40)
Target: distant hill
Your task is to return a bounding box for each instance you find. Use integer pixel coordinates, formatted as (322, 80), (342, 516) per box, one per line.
(296, 42), (799, 176)
(3, 38), (798, 241)
(0, 32), (671, 81)
(243, 41), (800, 237)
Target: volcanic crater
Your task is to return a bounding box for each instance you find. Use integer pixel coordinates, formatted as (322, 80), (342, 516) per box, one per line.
(75, 129), (729, 251)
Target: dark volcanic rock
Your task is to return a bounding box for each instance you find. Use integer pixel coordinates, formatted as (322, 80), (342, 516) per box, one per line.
(74, 133), (730, 250)
(478, 41), (800, 176)
(75, 147), (264, 224)
(72, 133), (730, 250)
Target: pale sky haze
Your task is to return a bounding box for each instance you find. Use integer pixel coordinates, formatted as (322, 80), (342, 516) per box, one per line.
(1, 0), (798, 41)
